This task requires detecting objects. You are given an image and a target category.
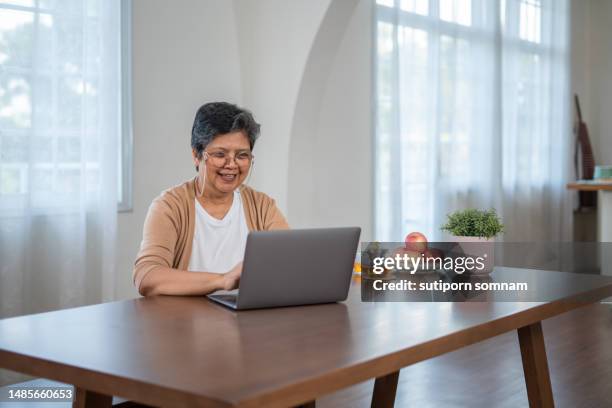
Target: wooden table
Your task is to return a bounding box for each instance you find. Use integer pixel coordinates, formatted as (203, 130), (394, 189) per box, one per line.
(567, 181), (612, 192)
(1, 267), (612, 408)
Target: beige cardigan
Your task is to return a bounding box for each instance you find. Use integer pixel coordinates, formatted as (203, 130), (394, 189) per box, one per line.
(133, 177), (289, 291)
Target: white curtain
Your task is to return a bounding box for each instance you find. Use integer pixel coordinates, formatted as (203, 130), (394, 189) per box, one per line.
(0, 0), (120, 321)
(374, 0), (572, 242)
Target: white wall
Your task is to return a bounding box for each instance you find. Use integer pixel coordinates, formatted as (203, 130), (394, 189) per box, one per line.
(571, 0), (612, 166)
(589, 0), (612, 165)
(288, 0), (372, 240)
(233, 0), (332, 213)
(314, 1), (373, 240)
(571, 0), (592, 131)
(115, 0), (243, 299)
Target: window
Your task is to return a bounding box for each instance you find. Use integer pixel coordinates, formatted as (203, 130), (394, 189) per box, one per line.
(374, 0), (570, 241)
(0, 0), (131, 213)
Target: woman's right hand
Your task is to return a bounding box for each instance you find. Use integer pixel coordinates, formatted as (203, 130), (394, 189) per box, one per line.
(221, 262), (242, 291)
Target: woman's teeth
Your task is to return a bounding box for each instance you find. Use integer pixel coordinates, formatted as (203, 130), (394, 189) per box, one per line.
(220, 174), (237, 181)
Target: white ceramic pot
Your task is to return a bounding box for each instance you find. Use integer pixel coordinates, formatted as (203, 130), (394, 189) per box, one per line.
(452, 236), (495, 275)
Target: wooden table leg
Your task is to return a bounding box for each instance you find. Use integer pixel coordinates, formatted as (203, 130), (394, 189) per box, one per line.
(371, 370), (399, 408)
(518, 321), (555, 408)
(73, 387), (112, 408)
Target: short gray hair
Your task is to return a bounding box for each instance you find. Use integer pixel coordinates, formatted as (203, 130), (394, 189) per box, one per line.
(191, 102), (260, 171)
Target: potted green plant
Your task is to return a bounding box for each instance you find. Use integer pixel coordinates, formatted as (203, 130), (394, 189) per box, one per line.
(441, 209), (504, 274)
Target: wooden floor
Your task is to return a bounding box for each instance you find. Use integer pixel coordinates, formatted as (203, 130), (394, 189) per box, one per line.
(319, 303), (612, 408)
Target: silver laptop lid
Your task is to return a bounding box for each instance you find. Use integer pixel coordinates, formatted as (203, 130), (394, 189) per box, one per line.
(235, 227), (360, 310)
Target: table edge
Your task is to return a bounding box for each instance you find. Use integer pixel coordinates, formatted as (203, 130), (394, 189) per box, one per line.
(1, 285), (611, 407)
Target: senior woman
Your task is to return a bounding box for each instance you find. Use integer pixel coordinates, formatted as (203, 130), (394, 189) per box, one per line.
(133, 102), (288, 296)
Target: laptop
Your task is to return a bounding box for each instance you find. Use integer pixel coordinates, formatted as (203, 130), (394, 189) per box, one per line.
(207, 227), (361, 310)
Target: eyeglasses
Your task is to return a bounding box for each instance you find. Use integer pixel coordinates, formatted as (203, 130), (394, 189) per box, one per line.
(203, 150), (254, 168)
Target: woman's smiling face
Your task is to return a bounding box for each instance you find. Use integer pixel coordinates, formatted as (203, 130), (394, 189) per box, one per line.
(193, 131), (252, 195)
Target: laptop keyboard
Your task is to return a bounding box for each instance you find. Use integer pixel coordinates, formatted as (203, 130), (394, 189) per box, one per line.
(213, 294), (237, 302)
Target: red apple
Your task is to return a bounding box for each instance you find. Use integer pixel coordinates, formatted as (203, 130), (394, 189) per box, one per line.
(405, 232), (428, 253)
(392, 247), (421, 260)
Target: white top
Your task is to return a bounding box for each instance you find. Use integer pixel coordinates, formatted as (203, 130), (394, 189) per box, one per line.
(187, 191), (249, 274)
